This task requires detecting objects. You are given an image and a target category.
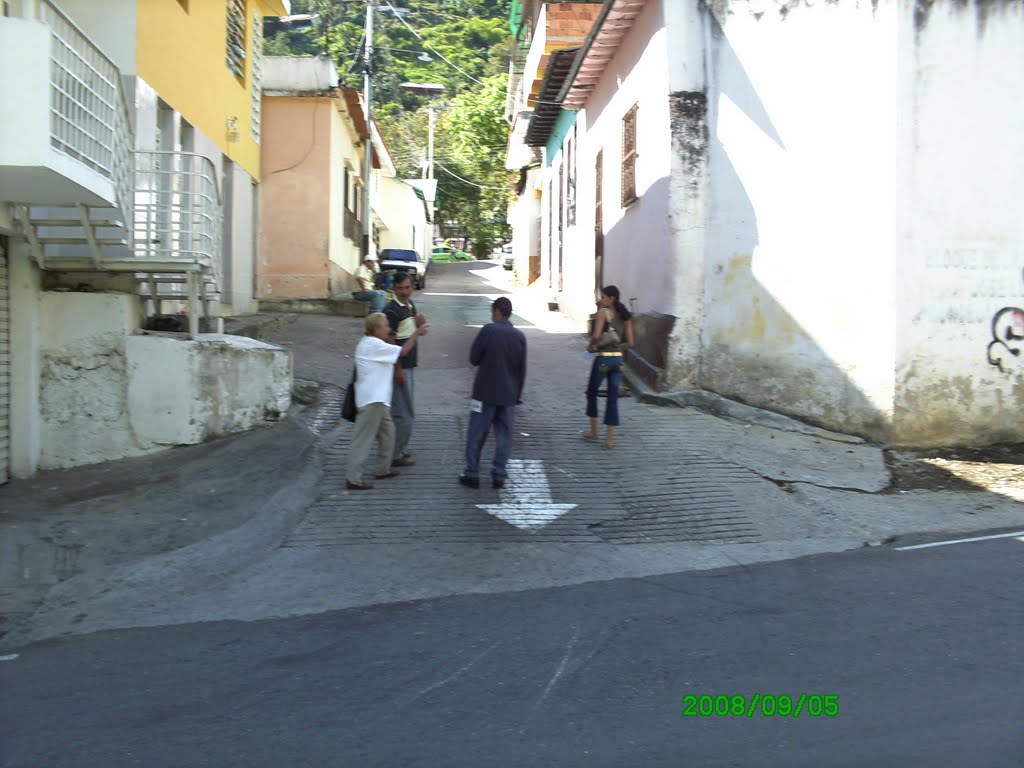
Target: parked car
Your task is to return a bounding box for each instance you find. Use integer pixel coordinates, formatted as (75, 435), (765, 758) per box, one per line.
(431, 245), (472, 263)
(501, 244), (514, 270)
(378, 248), (428, 289)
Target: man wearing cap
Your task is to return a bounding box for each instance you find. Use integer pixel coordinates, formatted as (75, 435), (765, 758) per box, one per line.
(353, 254), (387, 312)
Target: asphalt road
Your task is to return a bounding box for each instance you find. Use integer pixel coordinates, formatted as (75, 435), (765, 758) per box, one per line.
(2, 536), (1022, 767)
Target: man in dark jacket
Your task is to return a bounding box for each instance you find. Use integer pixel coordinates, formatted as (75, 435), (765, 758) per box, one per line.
(459, 297), (527, 489)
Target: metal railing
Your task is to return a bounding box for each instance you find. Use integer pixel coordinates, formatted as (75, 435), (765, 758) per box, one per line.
(133, 150), (222, 289)
(38, 1), (135, 230)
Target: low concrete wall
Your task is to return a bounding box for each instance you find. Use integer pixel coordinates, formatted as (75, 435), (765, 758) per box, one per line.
(38, 291), (292, 469)
(39, 292), (144, 469)
(127, 334), (292, 445)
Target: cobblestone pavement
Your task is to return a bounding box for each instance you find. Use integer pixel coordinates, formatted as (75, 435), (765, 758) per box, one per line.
(287, 404), (767, 547)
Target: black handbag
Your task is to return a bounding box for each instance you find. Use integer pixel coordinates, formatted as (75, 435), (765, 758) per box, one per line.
(342, 367), (357, 422)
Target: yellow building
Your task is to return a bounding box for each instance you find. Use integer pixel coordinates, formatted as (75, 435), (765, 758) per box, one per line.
(0, 0), (292, 480)
(137, 0), (289, 181)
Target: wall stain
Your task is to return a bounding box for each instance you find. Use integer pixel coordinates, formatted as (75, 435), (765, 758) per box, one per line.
(669, 91), (709, 197)
(914, 0), (1018, 37)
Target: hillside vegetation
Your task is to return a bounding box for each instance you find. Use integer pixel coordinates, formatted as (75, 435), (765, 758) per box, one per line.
(265, 0), (517, 255)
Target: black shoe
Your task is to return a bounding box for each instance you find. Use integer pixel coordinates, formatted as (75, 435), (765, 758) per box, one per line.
(458, 475), (480, 489)
(346, 480), (374, 490)
(492, 478), (505, 489)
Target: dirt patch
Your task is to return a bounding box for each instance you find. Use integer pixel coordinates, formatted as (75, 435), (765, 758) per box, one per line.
(885, 444), (1024, 498)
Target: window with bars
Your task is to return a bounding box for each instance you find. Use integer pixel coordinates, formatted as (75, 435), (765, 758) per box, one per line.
(226, 0), (246, 80)
(250, 8), (262, 141)
(621, 104), (638, 207)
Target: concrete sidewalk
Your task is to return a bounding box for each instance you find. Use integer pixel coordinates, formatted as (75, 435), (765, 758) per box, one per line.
(3, 265), (1023, 650)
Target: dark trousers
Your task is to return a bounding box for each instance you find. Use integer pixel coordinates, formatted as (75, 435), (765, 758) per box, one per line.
(585, 355), (623, 426)
(464, 404), (515, 480)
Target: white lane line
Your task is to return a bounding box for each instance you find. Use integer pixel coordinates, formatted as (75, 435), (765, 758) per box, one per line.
(0, 654), (19, 662)
(895, 530), (1024, 551)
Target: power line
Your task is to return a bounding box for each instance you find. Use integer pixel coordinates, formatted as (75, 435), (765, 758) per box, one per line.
(436, 162), (511, 190)
(380, 0), (490, 87)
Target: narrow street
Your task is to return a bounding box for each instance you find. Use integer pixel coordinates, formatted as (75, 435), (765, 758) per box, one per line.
(2, 529), (1022, 766)
(2, 262), (1023, 766)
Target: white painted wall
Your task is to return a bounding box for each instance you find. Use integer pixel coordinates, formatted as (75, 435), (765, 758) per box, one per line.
(0, 19), (50, 167)
(34, 289), (291, 470)
(127, 334), (291, 446)
(6, 242), (40, 478)
(225, 164), (258, 314)
(580, 0), (672, 315)
(893, 1), (1024, 445)
(700, 2), (899, 437)
(38, 292), (145, 469)
(376, 177), (427, 255)
(58, 0), (137, 76)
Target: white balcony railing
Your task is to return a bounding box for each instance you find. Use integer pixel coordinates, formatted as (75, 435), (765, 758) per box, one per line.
(133, 150), (222, 287)
(37, 1), (135, 230)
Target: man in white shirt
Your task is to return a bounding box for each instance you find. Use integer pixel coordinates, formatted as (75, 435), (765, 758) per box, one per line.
(353, 255), (387, 312)
(346, 312), (427, 490)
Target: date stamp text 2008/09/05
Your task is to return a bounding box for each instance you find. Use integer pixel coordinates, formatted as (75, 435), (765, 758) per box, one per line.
(682, 693), (839, 718)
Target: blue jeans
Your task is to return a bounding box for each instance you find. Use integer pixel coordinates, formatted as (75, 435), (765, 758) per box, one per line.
(586, 355), (623, 426)
(464, 404), (515, 481)
(353, 289), (387, 313)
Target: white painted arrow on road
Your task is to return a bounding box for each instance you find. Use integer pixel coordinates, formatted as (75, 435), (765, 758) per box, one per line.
(477, 459), (577, 531)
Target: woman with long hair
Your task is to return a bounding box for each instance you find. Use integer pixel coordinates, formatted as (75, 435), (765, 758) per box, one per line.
(583, 285), (635, 449)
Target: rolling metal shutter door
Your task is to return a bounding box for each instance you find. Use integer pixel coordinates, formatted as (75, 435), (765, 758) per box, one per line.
(0, 240), (8, 484)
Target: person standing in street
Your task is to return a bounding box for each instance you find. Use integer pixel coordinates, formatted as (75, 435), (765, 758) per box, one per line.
(347, 312), (428, 490)
(583, 285), (635, 449)
(353, 255), (387, 313)
(384, 273), (427, 468)
(459, 297), (527, 490)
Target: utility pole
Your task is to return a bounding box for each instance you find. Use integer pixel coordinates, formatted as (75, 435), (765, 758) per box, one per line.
(361, 0), (374, 259)
(427, 104), (435, 179)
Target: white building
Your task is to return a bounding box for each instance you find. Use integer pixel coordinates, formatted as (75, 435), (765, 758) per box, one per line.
(509, 0), (1024, 447)
(0, 1), (291, 481)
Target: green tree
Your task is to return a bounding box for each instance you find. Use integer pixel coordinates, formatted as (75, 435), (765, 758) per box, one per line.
(263, 0), (515, 251)
(430, 73), (512, 256)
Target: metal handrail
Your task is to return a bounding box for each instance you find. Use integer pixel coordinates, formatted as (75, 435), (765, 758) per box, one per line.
(37, 1), (135, 234)
(133, 150), (223, 291)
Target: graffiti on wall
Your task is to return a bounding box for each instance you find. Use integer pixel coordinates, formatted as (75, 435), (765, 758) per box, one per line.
(987, 268), (1024, 373)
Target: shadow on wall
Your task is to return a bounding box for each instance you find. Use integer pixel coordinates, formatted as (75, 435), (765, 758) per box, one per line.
(610, 10), (890, 441)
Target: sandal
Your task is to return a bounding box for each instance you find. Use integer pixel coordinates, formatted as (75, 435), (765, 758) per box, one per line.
(581, 431), (598, 442)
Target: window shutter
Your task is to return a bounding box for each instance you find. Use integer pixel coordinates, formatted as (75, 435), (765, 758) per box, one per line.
(621, 104), (638, 206)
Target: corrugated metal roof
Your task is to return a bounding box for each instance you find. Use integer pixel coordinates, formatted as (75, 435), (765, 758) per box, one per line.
(561, 0), (649, 110)
(525, 48), (580, 147)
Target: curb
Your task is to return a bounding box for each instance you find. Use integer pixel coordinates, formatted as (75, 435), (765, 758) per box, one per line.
(621, 366), (867, 445)
(1, 422), (327, 650)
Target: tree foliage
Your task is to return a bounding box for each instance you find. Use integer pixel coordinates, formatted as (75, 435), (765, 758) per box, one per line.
(265, 0), (514, 255)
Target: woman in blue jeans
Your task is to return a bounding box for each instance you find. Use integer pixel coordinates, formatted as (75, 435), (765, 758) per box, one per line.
(583, 285), (635, 449)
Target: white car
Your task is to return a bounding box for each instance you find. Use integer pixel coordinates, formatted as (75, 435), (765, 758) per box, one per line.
(501, 244), (514, 270)
(378, 248), (428, 289)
